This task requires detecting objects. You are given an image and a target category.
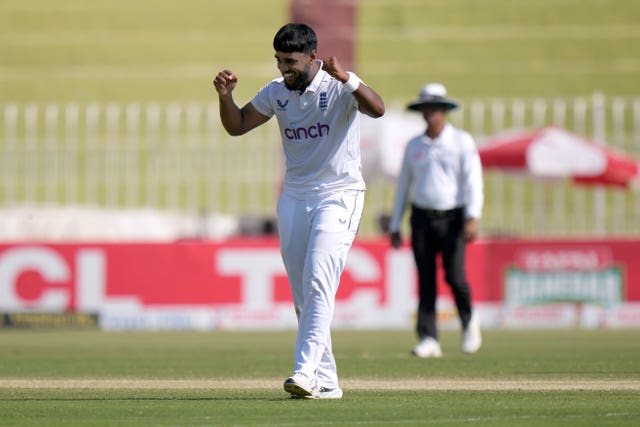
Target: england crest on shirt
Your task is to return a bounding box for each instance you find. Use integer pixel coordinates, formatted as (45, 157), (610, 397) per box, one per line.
(319, 92), (328, 111)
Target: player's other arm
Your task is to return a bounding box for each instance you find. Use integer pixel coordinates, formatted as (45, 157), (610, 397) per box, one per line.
(322, 57), (385, 118)
(353, 82), (385, 118)
(213, 69), (270, 136)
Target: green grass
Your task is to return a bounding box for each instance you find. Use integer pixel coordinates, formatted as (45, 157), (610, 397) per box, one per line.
(1, 329), (639, 426)
(1, 0), (638, 103)
(1, 0), (639, 237)
(359, 0), (640, 100)
(2, 389), (637, 427)
(0, 0), (289, 103)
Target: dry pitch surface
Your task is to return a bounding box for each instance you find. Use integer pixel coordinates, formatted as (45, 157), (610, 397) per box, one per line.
(2, 378), (638, 391)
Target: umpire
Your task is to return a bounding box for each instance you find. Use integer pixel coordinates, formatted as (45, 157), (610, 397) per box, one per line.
(389, 83), (484, 358)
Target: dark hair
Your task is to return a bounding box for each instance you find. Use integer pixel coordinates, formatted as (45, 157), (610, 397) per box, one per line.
(273, 23), (317, 54)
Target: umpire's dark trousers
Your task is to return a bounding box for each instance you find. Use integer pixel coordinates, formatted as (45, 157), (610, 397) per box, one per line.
(410, 205), (473, 340)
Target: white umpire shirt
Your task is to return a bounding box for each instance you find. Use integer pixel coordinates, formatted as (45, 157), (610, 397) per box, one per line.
(251, 60), (365, 200)
(389, 123), (484, 232)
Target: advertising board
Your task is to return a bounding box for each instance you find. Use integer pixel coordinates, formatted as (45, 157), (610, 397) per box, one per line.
(1, 238), (638, 329)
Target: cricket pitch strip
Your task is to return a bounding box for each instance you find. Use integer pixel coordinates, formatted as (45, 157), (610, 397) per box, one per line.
(2, 378), (639, 391)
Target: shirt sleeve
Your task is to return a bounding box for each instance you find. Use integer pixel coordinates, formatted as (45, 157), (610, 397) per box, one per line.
(461, 133), (484, 219)
(250, 81), (276, 118)
(389, 141), (413, 232)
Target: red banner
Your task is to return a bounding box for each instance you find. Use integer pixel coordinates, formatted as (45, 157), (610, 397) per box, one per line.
(1, 238), (639, 329)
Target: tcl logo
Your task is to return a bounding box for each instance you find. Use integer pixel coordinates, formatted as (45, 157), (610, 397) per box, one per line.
(0, 243), (419, 329)
(0, 247), (105, 312)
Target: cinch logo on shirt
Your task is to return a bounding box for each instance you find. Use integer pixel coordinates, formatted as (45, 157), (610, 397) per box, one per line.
(284, 122), (330, 140)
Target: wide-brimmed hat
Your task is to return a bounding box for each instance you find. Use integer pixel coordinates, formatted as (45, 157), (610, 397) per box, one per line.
(407, 83), (459, 111)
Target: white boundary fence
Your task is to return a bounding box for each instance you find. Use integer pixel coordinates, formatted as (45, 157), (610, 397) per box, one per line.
(1, 95), (639, 238)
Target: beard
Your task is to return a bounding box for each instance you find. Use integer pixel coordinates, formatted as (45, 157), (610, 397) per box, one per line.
(284, 65), (311, 92)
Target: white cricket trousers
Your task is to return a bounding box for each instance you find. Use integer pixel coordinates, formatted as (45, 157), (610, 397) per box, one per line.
(277, 189), (364, 389)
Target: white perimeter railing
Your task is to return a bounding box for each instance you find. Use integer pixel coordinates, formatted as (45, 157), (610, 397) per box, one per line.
(1, 95), (640, 239)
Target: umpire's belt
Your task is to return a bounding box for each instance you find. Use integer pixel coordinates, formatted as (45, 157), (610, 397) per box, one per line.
(412, 205), (463, 218)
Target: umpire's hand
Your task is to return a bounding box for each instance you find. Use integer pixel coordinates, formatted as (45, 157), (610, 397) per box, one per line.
(464, 218), (479, 242)
(390, 231), (402, 249)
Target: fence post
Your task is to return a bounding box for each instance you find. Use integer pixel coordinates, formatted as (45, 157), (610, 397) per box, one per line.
(490, 100), (505, 231)
(44, 103), (59, 204)
(166, 103), (182, 210)
(572, 97), (588, 234)
(24, 104), (39, 203)
(552, 98), (567, 235)
(64, 103), (79, 204)
(186, 103), (203, 212)
(105, 103), (121, 207)
(510, 98), (526, 233)
(206, 103), (219, 214)
(532, 98), (548, 234)
(125, 103), (141, 208)
(591, 92), (606, 236)
(611, 97), (626, 234)
(85, 103), (101, 205)
(3, 104), (18, 204)
(145, 103), (161, 208)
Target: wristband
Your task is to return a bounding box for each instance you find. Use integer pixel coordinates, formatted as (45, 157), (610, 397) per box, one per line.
(343, 72), (361, 93)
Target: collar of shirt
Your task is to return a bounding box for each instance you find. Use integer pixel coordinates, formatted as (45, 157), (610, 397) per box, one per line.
(422, 123), (453, 145)
(301, 60), (326, 94)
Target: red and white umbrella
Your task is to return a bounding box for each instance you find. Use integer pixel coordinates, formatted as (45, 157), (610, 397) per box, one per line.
(478, 127), (639, 188)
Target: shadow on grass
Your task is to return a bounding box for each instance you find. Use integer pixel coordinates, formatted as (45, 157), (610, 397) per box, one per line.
(0, 396), (301, 402)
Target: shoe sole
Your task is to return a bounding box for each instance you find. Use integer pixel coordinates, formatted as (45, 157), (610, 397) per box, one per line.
(284, 381), (315, 398)
(411, 348), (442, 358)
(412, 352), (442, 358)
(290, 389), (343, 399)
(461, 342), (481, 354)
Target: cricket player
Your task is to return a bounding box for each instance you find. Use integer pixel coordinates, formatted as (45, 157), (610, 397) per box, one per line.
(213, 23), (385, 399)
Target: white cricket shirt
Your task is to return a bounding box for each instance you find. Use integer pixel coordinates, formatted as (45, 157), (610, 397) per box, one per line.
(389, 123), (484, 232)
(251, 61), (364, 199)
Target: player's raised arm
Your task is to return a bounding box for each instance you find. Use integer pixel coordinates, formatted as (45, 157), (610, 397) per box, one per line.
(213, 69), (270, 136)
(321, 56), (385, 118)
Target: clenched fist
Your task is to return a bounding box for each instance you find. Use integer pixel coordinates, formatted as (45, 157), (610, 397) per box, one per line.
(213, 70), (238, 96)
(321, 57), (349, 83)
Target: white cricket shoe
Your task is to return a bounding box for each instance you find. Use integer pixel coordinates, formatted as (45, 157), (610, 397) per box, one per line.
(411, 337), (443, 358)
(317, 386), (343, 399)
(283, 372), (318, 399)
(461, 312), (482, 354)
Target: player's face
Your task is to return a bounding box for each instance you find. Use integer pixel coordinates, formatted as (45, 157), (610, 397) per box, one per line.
(275, 51), (314, 92)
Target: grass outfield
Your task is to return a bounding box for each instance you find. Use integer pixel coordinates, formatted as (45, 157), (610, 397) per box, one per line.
(1, 0), (638, 103)
(2, 0), (639, 237)
(1, 329), (639, 426)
